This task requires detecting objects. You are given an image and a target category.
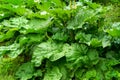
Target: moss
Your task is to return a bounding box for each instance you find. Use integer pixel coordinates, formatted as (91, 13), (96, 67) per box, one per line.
(0, 56), (24, 80)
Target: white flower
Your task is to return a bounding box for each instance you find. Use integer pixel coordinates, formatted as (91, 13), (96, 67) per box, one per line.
(40, 11), (48, 15)
(0, 13), (4, 16)
(34, 0), (40, 3)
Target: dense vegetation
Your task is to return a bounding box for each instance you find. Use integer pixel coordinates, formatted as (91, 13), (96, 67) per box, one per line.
(0, 0), (120, 80)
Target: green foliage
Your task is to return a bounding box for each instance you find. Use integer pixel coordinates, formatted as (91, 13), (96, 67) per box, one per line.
(0, 57), (24, 80)
(43, 66), (62, 80)
(0, 0), (120, 80)
(15, 62), (35, 80)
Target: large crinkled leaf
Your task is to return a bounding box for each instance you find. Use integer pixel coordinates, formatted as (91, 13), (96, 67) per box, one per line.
(58, 63), (70, 80)
(65, 43), (89, 69)
(31, 42), (64, 67)
(75, 32), (111, 48)
(107, 58), (120, 67)
(102, 36), (111, 48)
(96, 58), (120, 79)
(97, 59), (108, 71)
(75, 68), (97, 80)
(106, 28), (120, 37)
(8, 48), (23, 58)
(87, 49), (99, 61)
(43, 66), (62, 80)
(65, 43), (88, 61)
(15, 62), (35, 80)
(52, 31), (68, 41)
(84, 69), (96, 79)
(10, 17), (28, 26)
(96, 59), (120, 79)
(20, 18), (52, 34)
(90, 38), (102, 47)
(105, 51), (119, 59)
(75, 68), (86, 80)
(87, 49), (99, 65)
(50, 43), (85, 62)
(32, 42), (88, 67)
(106, 22), (120, 37)
(75, 32), (92, 44)
(95, 69), (104, 80)
(19, 34), (45, 45)
(67, 7), (101, 29)
(27, 34), (44, 43)
(105, 70), (120, 80)
(49, 44), (67, 61)
(2, 17), (28, 28)
(0, 43), (23, 58)
(2, 17), (52, 34)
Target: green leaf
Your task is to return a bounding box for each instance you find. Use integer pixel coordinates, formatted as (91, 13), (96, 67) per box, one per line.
(19, 34), (44, 45)
(84, 69), (96, 79)
(0, 28), (18, 42)
(95, 69), (104, 80)
(52, 32), (68, 41)
(8, 48), (23, 58)
(96, 58), (110, 72)
(0, 43), (23, 58)
(49, 49), (65, 61)
(2, 17), (52, 34)
(102, 36), (111, 48)
(43, 66), (62, 80)
(26, 34), (45, 43)
(51, 0), (63, 8)
(90, 38), (102, 47)
(67, 7), (100, 29)
(2, 17), (28, 28)
(106, 22), (120, 37)
(106, 51), (115, 59)
(87, 49), (99, 65)
(75, 32), (92, 44)
(15, 62), (35, 80)
(65, 43), (89, 69)
(1, 0), (24, 5)
(65, 43), (88, 62)
(0, 11), (13, 20)
(107, 28), (120, 37)
(0, 0), (120, 80)
(107, 59), (120, 66)
(19, 36), (29, 45)
(34, 70), (42, 77)
(87, 49), (99, 61)
(20, 18), (52, 34)
(58, 64), (69, 80)
(75, 68), (86, 79)
(32, 42), (64, 66)
(105, 70), (119, 80)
